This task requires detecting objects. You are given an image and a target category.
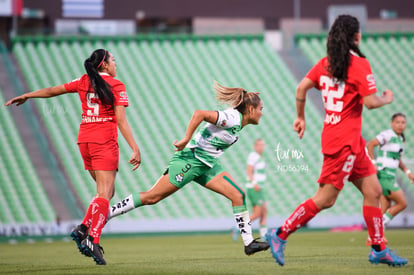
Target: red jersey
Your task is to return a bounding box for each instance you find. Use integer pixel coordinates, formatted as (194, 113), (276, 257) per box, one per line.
(64, 73), (129, 144)
(306, 53), (377, 155)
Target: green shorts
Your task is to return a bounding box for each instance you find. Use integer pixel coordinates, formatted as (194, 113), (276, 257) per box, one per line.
(165, 148), (225, 188)
(378, 173), (400, 196)
(247, 188), (266, 206)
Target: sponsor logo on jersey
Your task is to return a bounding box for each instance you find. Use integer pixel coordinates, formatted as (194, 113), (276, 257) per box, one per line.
(119, 91), (128, 101)
(366, 74), (376, 89)
(324, 113), (341, 125)
(220, 119), (227, 127)
(82, 116), (113, 123)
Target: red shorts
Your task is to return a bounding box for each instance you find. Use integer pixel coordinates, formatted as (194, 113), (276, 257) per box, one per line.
(78, 140), (119, 171)
(318, 146), (376, 190)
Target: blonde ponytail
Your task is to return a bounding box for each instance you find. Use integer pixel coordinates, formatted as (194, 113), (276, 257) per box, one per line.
(213, 81), (261, 114)
(214, 81), (245, 108)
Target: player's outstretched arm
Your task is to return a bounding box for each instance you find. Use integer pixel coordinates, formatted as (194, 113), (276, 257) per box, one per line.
(363, 89), (393, 109)
(174, 110), (218, 151)
(4, 85), (68, 106)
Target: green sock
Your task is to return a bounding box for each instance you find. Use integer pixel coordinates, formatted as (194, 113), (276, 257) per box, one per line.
(132, 192), (142, 207)
(232, 205), (247, 214)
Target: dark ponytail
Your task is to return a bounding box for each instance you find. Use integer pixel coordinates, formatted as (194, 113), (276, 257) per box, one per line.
(327, 15), (366, 82)
(391, 112), (406, 142)
(84, 49), (114, 107)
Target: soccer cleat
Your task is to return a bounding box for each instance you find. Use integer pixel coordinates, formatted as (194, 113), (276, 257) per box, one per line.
(244, 238), (270, 255)
(266, 228), (287, 266)
(70, 224), (90, 257)
(80, 236), (106, 265)
(369, 247), (408, 267)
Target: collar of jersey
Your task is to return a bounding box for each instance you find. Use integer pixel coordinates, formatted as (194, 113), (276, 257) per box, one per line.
(99, 72), (110, 76)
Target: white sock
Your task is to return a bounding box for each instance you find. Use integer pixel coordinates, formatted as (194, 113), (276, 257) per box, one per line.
(260, 226), (267, 239)
(382, 212), (393, 227)
(234, 211), (254, 246)
(107, 194), (135, 220)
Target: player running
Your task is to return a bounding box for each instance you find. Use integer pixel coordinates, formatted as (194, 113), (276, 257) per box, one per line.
(246, 139), (267, 240)
(365, 112), (414, 245)
(5, 49), (141, 265)
(107, 82), (270, 256)
(266, 15), (408, 267)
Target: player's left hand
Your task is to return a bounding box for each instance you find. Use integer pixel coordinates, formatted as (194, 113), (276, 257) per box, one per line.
(129, 150), (141, 171)
(174, 138), (189, 151)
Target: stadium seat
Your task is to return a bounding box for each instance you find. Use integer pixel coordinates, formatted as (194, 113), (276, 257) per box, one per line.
(0, 90), (56, 223)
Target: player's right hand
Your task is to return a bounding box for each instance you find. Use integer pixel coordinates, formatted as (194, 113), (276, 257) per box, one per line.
(382, 89), (394, 104)
(4, 95), (28, 106)
(173, 138), (189, 151)
(129, 150), (141, 171)
(293, 117), (306, 139)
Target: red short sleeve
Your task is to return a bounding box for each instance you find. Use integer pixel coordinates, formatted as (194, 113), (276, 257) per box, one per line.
(305, 57), (326, 89)
(112, 82), (129, 107)
(353, 58), (377, 97)
(63, 77), (81, 93)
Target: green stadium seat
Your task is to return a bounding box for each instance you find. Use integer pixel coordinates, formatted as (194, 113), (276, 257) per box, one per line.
(0, 90), (56, 223)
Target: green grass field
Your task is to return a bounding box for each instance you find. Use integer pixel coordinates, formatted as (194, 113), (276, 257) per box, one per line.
(1, 229), (413, 274)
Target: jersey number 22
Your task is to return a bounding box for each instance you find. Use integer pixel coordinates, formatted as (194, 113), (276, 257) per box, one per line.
(320, 76), (345, 112)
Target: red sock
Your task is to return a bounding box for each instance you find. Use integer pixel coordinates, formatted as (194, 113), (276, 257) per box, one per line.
(89, 197), (109, 244)
(363, 205), (386, 250)
(279, 198), (320, 240)
(81, 195), (98, 228)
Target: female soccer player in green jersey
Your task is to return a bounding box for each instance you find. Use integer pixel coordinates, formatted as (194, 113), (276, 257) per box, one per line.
(108, 81), (269, 255)
(366, 113), (414, 243)
(246, 139), (268, 240)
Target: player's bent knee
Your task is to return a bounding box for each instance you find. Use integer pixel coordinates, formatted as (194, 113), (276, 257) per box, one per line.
(231, 192), (244, 206)
(319, 198), (336, 210)
(399, 201), (408, 210)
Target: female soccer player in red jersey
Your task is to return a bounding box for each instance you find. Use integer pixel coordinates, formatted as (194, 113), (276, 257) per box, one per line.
(266, 15), (408, 267)
(5, 49), (141, 265)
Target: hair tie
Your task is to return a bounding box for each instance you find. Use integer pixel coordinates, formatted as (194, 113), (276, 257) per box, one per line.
(97, 50), (107, 68)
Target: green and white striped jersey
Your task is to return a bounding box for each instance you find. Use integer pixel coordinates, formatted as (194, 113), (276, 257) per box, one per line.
(188, 108), (242, 167)
(246, 151), (266, 188)
(376, 129), (404, 178)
